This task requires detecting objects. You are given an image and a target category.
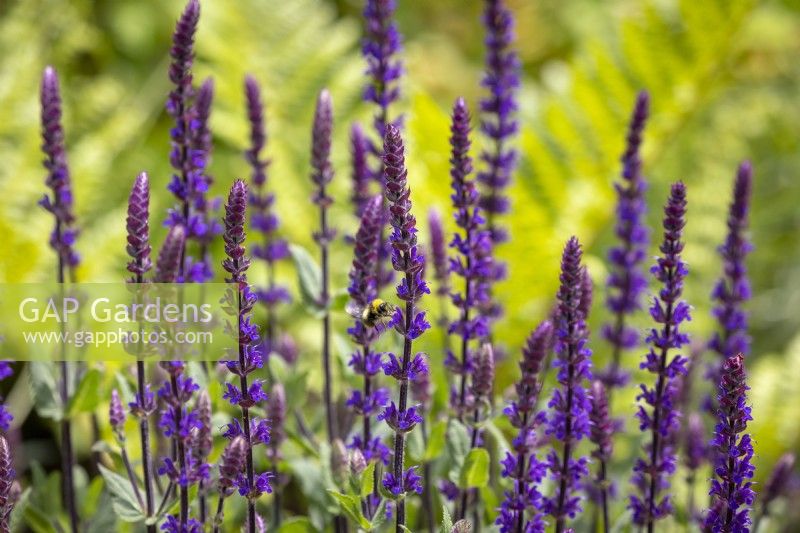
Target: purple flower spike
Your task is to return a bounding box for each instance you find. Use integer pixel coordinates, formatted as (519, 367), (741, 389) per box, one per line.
(362, 0), (403, 143)
(496, 321), (551, 533)
(543, 237), (593, 531)
(220, 180), (271, 528)
(599, 90), (650, 389)
(588, 380), (614, 531)
(428, 208), (450, 298)
(218, 436), (247, 496)
(707, 162), (753, 405)
(757, 452), (795, 527)
(346, 195), (390, 474)
(40, 66), (80, 274)
(154, 226), (187, 283)
(704, 354), (755, 533)
(446, 98), (493, 421)
(629, 182), (690, 528)
(350, 123), (373, 218)
(0, 436), (16, 528)
(244, 75), (292, 359)
(380, 124), (429, 531)
(164, 0), (219, 282)
(477, 0), (520, 243)
(0, 359), (14, 433)
(109, 389), (126, 435)
(127, 172), (153, 279)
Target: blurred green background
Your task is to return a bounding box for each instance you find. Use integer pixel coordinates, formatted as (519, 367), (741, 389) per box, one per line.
(1, 0), (800, 529)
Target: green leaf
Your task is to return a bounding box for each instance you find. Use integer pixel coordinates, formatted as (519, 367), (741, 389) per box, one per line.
(327, 490), (370, 529)
(67, 368), (103, 417)
(441, 505), (454, 533)
(22, 505), (58, 533)
(458, 448), (490, 489)
(423, 419), (447, 461)
(28, 362), (62, 421)
(360, 461), (376, 497)
(369, 498), (387, 531)
(446, 419), (470, 484)
(289, 244), (324, 315)
(98, 465), (144, 523)
(9, 487), (31, 532)
(277, 516), (316, 533)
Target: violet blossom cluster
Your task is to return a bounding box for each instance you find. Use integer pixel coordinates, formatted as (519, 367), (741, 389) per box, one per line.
(350, 123), (373, 218)
(630, 182), (690, 528)
(599, 91), (650, 389)
(244, 75), (292, 358)
(497, 321), (552, 533)
(543, 237), (593, 531)
(0, 435), (15, 530)
(346, 196), (391, 468)
(164, 0), (220, 282)
(362, 0), (403, 149)
(444, 98), (492, 421)
(0, 361), (13, 432)
(708, 163), (753, 395)
(40, 66), (80, 276)
(476, 0), (520, 331)
(219, 180), (273, 529)
(704, 353), (755, 532)
(378, 125), (429, 529)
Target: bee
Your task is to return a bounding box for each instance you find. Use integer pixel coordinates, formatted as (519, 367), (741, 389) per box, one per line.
(346, 298), (396, 328)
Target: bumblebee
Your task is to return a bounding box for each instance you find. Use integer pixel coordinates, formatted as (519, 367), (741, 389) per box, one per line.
(346, 298), (396, 328)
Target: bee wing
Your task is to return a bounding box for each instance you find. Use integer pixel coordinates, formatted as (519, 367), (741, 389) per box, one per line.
(344, 300), (364, 319)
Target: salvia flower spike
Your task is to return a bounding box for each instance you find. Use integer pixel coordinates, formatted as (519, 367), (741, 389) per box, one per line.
(125, 172), (157, 531)
(220, 180), (272, 533)
(310, 89), (338, 444)
(346, 195), (390, 507)
(543, 237), (593, 532)
(164, 0), (219, 282)
(600, 91), (650, 390)
(40, 64), (79, 533)
(629, 182), (690, 530)
(704, 353), (755, 533)
(754, 452), (795, 530)
(477, 0), (521, 332)
(0, 436), (15, 532)
(244, 75), (291, 359)
(708, 162), (753, 405)
(496, 321), (551, 533)
(477, 0), (520, 244)
(0, 360), (12, 433)
(445, 97), (492, 423)
(379, 124), (430, 530)
(588, 380), (613, 532)
(362, 0), (404, 144)
(350, 123), (373, 218)
(40, 65), (80, 277)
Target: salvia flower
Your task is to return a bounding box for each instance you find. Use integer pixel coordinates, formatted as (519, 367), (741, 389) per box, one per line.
(310, 89), (338, 444)
(218, 436), (247, 497)
(154, 226), (187, 284)
(599, 91), (650, 389)
(40, 66), (79, 276)
(164, 0), (219, 282)
(350, 123), (373, 218)
(244, 75), (292, 358)
(109, 389), (126, 438)
(346, 196), (391, 467)
(543, 237), (593, 530)
(707, 162), (753, 406)
(704, 354), (756, 533)
(477, 0), (520, 246)
(362, 0), (403, 145)
(0, 436), (15, 532)
(127, 172), (153, 279)
(220, 180), (271, 524)
(0, 361), (13, 432)
(762, 452), (795, 511)
(428, 208), (450, 299)
(629, 182), (690, 528)
(497, 323), (550, 532)
(380, 124), (430, 530)
(588, 380), (613, 531)
(445, 98), (492, 419)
